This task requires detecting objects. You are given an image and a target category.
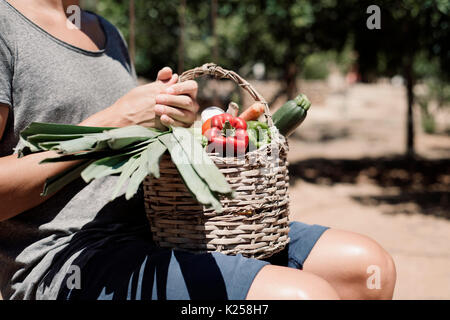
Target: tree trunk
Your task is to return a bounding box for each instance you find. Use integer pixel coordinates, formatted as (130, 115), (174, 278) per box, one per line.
(129, 0), (136, 65)
(211, 0), (220, 106)
(269, 88), (288, 106)
(285, 61), (298, 100)
(211, 0), (218, 63)
(178, 0), (186, 75)
(405, 60), (415, 157)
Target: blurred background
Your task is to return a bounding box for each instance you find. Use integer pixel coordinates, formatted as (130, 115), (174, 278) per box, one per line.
(81, 0), (450, 299)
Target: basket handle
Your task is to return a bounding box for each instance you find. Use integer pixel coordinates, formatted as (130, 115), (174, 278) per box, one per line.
(179, 63), (273, 127)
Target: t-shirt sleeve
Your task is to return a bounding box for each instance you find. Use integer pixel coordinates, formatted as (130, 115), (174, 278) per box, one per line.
(0, 34), (13, 107)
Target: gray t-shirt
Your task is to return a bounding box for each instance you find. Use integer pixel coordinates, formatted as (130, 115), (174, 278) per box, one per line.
(0, 0), (150, 299)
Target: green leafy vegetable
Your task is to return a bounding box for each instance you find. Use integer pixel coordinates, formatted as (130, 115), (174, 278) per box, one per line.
(145, 140), (167, 178)
(110, 155), (141, 200)
(172, 126), (232, 195)
(159, 133), (223, 212)
(18, 122), (234, 212)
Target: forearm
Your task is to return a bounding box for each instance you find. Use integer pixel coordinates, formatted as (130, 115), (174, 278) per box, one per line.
(0, 151), (78, 221)
(1, 102), (154, 221)
(0, 106), (127, 221)
(0, 107), (118, 221)
(79, 105), (123, 127)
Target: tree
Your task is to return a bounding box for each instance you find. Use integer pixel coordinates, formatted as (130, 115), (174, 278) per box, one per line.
(178, 0), (186, 74)
(345, 0), (450, 156)
(129, 0), (136, 65)
(96, 0), (182, 78)
(202, 0), (351, 102)
(93, 0), (449, 157)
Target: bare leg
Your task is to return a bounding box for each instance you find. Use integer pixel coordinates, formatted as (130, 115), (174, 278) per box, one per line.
(303, 229), (396, 300)
(246, 265), (340, 300)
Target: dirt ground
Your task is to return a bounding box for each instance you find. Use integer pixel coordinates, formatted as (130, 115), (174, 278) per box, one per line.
(278, 79), (450, 300)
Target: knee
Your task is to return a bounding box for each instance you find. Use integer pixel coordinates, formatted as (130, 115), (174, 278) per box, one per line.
(347, 235), (397, 299)
(247, 266), (340, 300)
(367, 245), (396, 299)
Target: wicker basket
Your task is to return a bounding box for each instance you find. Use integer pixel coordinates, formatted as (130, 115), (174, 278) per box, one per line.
(143, 63), (290, 259)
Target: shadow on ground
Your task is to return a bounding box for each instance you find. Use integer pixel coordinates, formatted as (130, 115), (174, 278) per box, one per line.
(290, 125), (351, 142)
(288, 156), (450, 219)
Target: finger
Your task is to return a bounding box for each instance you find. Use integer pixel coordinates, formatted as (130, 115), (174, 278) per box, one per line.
(157, 67), (173, 82)
(167, 73), (178, 85)
(160, 114), (191, 128)
(155, 94), (197, 112)
(154, 104), (195, 124)
(165, 80), (198, 99)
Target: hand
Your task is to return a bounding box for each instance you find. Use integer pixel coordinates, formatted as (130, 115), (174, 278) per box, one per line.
(81, 67), (199, 129)
(154, 78), (199, 128)
(97, 67), (177, 128)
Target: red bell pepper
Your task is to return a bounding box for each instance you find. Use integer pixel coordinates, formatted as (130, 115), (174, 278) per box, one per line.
(202, 114), (249, 156)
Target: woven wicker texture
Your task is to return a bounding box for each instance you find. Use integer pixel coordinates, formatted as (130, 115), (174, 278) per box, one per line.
(143, 63), (290, 259)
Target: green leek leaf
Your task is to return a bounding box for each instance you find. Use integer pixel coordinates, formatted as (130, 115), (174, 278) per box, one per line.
(159, 133), (223, 212)
(146, 140), (167, 178)
(125, 150), (149, 200)
(105, 126), (161, 150)
(20, 122), (115, 139)
(81, 154), (131, 183)
(27, 133), (87, 144)
(172, 126), (232, 195)
(41, 160), (94, 196)
(110, 155), (141, 200)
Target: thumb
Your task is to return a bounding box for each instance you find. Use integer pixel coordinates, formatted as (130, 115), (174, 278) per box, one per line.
(157, 66), (173, 82)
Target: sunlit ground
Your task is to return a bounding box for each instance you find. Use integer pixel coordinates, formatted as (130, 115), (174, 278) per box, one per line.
(281, 78), (450, 300)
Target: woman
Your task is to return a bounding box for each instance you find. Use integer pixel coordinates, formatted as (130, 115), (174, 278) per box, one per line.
(0, 0), (396, 300)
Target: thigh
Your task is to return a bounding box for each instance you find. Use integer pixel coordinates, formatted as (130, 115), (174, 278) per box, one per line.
(265, 221), (329, 269)
(57, 239), (269, 300)
(247, 265), (340, 300)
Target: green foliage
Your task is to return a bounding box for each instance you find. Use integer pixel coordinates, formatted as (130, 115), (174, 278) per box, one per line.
(89, 0), (448, 87)
(301, 53), (331, 80)
(419, 100), (437, 134)
(89, 0), (350, 79)
(345, 0), (450, 82)
(93, 0), (180, 78)
(417, 77), (450, 134)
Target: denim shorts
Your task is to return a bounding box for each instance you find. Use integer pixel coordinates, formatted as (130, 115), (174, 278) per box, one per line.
(57, 221), (329, 300)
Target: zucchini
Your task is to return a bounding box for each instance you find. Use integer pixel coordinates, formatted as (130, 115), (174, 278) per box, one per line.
(272, 94), (311, 137)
